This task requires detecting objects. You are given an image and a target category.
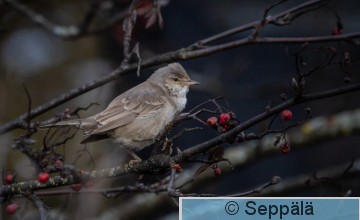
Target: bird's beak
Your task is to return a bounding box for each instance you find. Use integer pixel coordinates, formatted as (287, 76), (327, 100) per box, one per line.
(186, 79), (200, 86)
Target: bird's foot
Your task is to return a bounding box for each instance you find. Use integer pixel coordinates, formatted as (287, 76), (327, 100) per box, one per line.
(127, 149), (142, 168)
(128, 158), (142, 168)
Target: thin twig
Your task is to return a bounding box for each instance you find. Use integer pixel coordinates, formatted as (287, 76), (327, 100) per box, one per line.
(22, 83), (32, 133)
(193, 0), (328, 46)
(2, 4), (360, 134)
(26, 194), (49, 220)
(226, 176), (281, 197)
(167, 168), (176, 193)
(3, 0), (129, 39)
(251, 0), (288, 39)
(170, 127), (203, 141)
(1, 83), (359, 197)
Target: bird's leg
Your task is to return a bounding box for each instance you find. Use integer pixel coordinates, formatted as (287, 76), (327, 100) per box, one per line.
(127, 149), (142, 167)
(161, 137), (173, 156)
(127, 149), (144, 179)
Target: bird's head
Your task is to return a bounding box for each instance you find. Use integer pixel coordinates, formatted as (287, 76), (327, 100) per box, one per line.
(148, 63), (200, 96)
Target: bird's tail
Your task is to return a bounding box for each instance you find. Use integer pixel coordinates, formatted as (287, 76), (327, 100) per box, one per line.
(39, 119), (85, 129)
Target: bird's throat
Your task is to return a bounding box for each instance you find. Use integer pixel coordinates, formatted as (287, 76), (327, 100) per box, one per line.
(165, 84), (189, 97)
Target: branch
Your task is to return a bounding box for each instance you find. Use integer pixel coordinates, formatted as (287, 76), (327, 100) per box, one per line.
(26, 194), (49, 220)
(250, 0), (288, 39)
(1, 83), (359, 197)
(91, 108), (360, 219)
(172, 83), (360, 163)
(1, 33), (360, 135)
(1, 0), (359, 135)
(3, 0), (128, 39)
(262, 159), (360, 196)
(226, 176), (281, 197)
(194, 0), (329, 46)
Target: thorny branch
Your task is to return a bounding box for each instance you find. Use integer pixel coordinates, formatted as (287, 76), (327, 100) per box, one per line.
(104, 109), (360, 218)
(103, 156), (360, 219)
(1, 82), (360, 197)
(29, 176), (279, 198)
(1, 0), (360, 217)
(11, 103), (96, 173)
(2, 0), (360, 135)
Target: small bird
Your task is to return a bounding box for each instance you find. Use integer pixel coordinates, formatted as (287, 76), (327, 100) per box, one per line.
(42, 63), (199, 160)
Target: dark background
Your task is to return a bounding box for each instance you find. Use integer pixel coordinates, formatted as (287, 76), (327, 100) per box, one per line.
(1, 0), (360, 219)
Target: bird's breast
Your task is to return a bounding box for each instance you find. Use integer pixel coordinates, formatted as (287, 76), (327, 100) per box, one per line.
(168, 86), (189, 113)
(174, 96), (187, 113)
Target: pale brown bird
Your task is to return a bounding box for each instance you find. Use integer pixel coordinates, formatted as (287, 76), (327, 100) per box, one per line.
(42, 63), (199, 160)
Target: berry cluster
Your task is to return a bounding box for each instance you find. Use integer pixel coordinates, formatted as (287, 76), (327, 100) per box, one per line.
(5, 171), (51, 184)
(2, 158), (69, 214)
(206, 112), (239, 144)
(207, 112), (238, 133)
(2, 173), (26, 215)
(3, 173), (19, 214)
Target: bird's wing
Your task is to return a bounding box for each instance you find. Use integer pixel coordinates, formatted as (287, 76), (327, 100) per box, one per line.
(86, 83), (165, 135)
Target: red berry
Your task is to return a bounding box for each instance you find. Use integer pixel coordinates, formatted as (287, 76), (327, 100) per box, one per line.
(37, 172), (50, 183)
(71, 184), (83, 191)
(207, 117), (218, 128)
(280, 144), (291, 154)
(5, 174), (14, 184)
(6, 204), (18, 215)
(213, 167), (222, 176)
(219, 113), (231, 125)
(281, 109), (293, 121)
(171, 163), (184, 172)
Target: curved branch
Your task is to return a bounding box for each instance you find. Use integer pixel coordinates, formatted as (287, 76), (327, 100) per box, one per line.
(92, 108), (360, 219)
(1, 0), (359, 135)
(1, 83), (359, 197)
(173, 83), (360, 162)
(1, 32), (360, 135)
(194, 0), (329, 46)
(262, 159), (360, 196)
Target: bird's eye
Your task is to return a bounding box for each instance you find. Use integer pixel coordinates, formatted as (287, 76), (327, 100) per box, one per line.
(173, 77), (179, 82)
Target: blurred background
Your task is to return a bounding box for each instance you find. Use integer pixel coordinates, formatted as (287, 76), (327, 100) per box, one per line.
(1, 0), (360, 219)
